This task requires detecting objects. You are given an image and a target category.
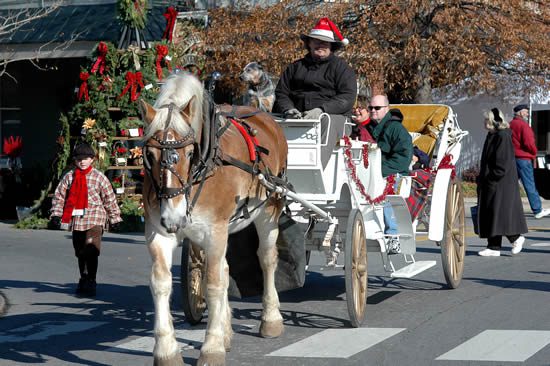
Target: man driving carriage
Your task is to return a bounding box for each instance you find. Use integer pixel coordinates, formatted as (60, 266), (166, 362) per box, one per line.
(274, 17), (357, 166)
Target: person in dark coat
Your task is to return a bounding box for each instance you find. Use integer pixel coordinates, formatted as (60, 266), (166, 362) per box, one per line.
(477, 108), (528, 256)
(273, 17), (357, 119)
(274, 18), (357, 167)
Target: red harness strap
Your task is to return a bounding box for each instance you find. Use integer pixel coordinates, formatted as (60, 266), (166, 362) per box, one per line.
(230, 118), (259, 162)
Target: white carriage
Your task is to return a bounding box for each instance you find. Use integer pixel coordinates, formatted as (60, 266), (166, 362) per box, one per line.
(180, 104), (469, 328)
(268, 104), (469, 326)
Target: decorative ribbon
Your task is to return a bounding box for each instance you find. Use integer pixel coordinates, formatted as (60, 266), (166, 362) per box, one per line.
(342, 135), (396, 204)
(78, 72), (90, 101)
(162, 6), (178, 42)
(128, 45), (141, 70)
(118, 71), (145, 102)
(434, 153), (456, 179)
(91, 42), (108, 75)
(155, 44), (172, 80)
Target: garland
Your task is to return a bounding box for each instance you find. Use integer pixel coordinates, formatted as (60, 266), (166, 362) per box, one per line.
(117, 0), (148, 30)
(342, 135), (396, 204)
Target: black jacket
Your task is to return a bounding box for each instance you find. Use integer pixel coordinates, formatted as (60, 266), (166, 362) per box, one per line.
(273, 53), (357, 115)
(477, 129), (527, 238)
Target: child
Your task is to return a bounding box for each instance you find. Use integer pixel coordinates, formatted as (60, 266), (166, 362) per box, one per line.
(49, 142), (122, 296)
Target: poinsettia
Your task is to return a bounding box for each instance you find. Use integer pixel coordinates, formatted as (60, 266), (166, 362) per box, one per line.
(3, 136), (23, 158)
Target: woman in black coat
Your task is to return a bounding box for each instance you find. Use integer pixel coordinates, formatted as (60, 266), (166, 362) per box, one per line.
(477, 108), (528, 256)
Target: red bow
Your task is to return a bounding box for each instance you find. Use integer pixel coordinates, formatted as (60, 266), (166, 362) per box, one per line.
(162, 6), (178, 42)
(2, 136), (23, 158)
(78, 72), (90, 101)
(155, 44), (172, 80)
(118, 71), (145, 102)
(91, 42), (108, 75)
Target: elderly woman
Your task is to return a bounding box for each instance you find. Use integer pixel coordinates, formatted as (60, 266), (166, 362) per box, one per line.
(477, 108), (528, 256)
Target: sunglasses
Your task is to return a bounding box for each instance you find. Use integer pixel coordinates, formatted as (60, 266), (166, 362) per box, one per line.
(367, 105), (387, 111)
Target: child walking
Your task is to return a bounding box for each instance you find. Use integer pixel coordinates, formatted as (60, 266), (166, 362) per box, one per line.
(49, 142), (122, 296)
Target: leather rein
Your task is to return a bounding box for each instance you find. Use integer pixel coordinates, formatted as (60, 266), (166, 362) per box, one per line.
(142, 101), (278, 220)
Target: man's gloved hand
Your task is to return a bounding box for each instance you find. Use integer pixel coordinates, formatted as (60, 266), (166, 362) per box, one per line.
(48, 216), (61, 230)
(303, 108), (323, 120)
(284, 108), (302, 119)
(110, 222), (122, 232)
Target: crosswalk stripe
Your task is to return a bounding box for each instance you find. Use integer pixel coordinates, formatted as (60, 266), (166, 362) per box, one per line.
(266, 328), (405, 358)
(108, 323), (255, 353)
(436, 330), (550, 362)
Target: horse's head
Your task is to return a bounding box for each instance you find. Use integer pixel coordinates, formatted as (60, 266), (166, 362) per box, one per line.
(139, 94), (201, 233)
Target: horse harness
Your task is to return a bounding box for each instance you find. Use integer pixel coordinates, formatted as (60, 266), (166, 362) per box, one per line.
(143, 102), (284, 220)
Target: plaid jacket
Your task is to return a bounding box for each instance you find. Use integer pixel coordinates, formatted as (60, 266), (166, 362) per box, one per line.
(51, 168), (122, 231)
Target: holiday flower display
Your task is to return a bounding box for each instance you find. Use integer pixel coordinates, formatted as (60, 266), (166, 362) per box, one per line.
(3, 136), (23, 158)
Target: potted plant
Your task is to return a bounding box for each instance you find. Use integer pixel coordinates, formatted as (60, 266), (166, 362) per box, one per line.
(111, 141), (129, 166)
(118, 117), (144, 137)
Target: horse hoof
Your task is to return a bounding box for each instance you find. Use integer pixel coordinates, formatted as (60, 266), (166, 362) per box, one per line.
(196, 352), (225, 366)
(260, 319), (284, 338)
(153, 353), (186, 366)
(224, 337), (232, 352)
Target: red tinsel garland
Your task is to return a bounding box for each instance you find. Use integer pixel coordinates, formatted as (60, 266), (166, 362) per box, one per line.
(155, 45), (172, 80)
(162, 6), (178, 42)
(78, 72), (90, 101)
(91, 42), (108, 75)
(342, 135), (395, 204)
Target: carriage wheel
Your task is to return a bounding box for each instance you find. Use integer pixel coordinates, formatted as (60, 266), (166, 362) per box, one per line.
(345, 209), (368, 327)
(440, 177), (466, 289)
(180, 239), (207, 325)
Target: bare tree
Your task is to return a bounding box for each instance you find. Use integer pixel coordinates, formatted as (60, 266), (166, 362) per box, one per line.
(0, 1), (81, 80)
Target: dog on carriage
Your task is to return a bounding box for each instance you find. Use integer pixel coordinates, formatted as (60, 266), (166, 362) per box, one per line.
(239, 61), (276, 112)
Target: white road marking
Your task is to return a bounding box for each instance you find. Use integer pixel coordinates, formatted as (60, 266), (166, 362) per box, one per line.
(266, 328), (406, 358)
(0, 321), (107, 343)
(108, 323), (255, 353)
(436, 330), (550, 362)
(530, 242), (550, 247)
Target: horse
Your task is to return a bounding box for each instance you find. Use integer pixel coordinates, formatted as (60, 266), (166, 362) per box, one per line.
(139, 72), (288, 366)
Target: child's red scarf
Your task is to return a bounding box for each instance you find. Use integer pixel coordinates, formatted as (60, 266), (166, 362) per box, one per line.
(61, 166), (92, 225)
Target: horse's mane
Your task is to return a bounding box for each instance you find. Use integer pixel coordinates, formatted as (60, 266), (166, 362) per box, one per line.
(144, 73), (204, 139)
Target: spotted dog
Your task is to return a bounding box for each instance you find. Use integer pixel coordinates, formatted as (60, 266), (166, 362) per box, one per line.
(239, 62), (275, 113)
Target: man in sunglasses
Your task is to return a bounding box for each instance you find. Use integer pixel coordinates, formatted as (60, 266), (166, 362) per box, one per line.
(363, 95), (413, 253)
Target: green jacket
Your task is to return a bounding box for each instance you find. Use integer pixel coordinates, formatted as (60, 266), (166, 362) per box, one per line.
(367, 109), (413, 177)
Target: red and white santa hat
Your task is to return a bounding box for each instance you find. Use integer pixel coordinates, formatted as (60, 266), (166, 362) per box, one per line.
(300, 17), (349, 47)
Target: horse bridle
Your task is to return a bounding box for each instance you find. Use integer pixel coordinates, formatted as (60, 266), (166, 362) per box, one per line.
(143, 103), (197, 201)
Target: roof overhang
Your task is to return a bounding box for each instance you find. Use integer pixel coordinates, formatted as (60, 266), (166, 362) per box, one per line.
(0, 41), (97, 60)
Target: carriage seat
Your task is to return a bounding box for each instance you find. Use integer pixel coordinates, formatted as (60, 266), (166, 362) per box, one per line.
(394, 104), (448, 158)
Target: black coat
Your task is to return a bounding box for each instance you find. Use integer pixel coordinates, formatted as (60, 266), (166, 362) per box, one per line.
(477, 129), (527, 238)
(273, 53), (357, 115)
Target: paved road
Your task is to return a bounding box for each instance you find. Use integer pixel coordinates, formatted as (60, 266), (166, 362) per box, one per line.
(1, 201), (549, 366)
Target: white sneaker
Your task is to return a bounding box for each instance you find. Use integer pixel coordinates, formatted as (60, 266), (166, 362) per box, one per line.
(478, 248), (501, 257)
(534, 208), (550, 219)
(511, 236), (525, 255)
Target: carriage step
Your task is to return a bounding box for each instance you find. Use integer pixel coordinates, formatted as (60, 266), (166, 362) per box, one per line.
(390, 260), (436, 279)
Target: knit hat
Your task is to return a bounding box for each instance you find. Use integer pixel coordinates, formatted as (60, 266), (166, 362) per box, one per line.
(72, 142), (96, 160)
(513, 104), (529, 113)
(300, 18), (349, 49)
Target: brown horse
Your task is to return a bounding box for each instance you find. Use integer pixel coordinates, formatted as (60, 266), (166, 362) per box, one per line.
(139, 73), (288, 366)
